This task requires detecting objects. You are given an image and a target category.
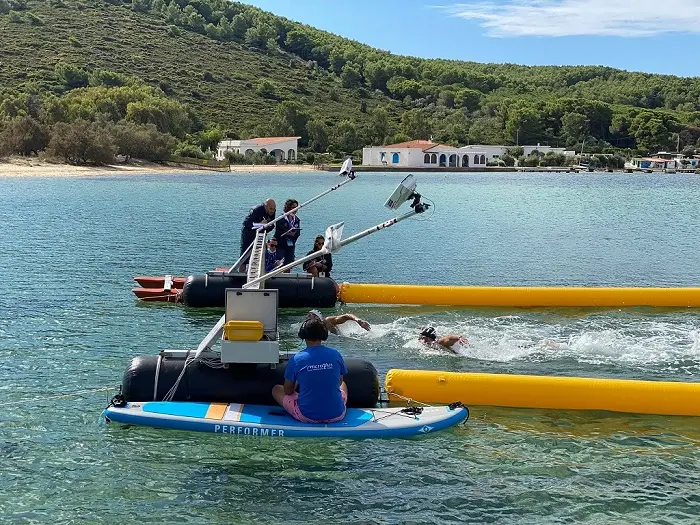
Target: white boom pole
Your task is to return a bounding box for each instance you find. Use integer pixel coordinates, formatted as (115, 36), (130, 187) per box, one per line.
(228, 173), (356, 273)
(195, 205), (427, 356)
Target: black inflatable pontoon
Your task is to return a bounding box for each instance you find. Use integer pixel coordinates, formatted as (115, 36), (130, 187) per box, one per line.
(182, 272), (338, 308)
(121, 355), (380, 408)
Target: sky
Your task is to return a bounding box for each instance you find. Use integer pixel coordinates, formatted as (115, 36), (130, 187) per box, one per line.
(237, 0), (700, 77)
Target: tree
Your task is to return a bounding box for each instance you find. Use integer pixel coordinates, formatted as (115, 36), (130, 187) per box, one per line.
(0, 0), (10, 14)
(505, 107), (543, 145)
(124, 97), (193, 138)
(386, 76), (421, 100)
(630, 113), (671, 153)
(561, 112), (589, 143)
(244, 23), (276, 49)
(111, 122), (177, 161)
(217, 16), (232, 39)
(367, 107), (390, 145)
(48, 120), (117, 164)
(364, 61), (390, 91)
(331, 120), (362, 153)
(400, 109), (431, 139)
(0, 116), (50, 155)
(284, 29), (314, 59)
(340, 64), (362, 88)
(328, 48), (346, 74)
(267, 115), (293, 137)
(274, 101), (309, 143)
(230, 14), (248, 39)
(307, 119), (328, 152)
(469, 117), (505, 144)
(131, 0), (150, 12)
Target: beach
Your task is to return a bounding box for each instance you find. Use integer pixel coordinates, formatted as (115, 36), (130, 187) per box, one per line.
(0, 157), (319, 177)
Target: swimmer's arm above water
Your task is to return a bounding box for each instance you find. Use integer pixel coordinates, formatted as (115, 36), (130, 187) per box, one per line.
(326, 314), (371, 331)
(438, 334), (468, 352)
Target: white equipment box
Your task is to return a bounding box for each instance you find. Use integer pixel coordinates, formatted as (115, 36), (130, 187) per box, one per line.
(220, 288), (280, 364)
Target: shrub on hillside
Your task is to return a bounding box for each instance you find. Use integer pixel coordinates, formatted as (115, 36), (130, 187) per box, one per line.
(26, 12), (43, 25)
(48, 120), (117, 164)
(89, 69), (130, 88)
(255, 79), (277, 99)
(0, 0), (11, 14)
(55, 63), (89, 90)
(0, 116), (50, 156)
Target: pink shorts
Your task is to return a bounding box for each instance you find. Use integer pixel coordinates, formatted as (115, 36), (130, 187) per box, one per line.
(282, 390), (348, 423)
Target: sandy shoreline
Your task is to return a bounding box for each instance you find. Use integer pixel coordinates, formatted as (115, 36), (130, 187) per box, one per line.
(0, 158), (320, 177)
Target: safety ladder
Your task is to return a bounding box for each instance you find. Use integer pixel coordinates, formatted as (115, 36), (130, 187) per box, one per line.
(245, 228), (267, 289)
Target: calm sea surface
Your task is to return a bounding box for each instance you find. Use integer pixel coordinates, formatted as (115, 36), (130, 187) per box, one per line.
(1, 170), (699, 524)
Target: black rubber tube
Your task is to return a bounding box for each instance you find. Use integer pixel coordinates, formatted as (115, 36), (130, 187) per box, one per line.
(122, 355), (380, 408)
(182, 272), (338, 308)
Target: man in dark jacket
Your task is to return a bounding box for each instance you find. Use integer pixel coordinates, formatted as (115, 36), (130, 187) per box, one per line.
(275, 198), (301, 269)
(240, 199), (276, 269)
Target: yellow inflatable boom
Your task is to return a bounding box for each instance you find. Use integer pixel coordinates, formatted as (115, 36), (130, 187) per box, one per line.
(339, 283), (700, 307)
(385, 369), (700, 417)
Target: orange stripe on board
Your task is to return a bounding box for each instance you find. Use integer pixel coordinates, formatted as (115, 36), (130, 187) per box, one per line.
(205, 403), (228, 420)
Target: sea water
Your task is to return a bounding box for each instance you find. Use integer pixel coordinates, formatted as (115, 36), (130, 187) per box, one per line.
(1, 171), (699, 524)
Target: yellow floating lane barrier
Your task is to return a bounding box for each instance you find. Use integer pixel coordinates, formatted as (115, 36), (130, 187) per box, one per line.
(339, 283), (700, 307)
(385, 369), (700, 417)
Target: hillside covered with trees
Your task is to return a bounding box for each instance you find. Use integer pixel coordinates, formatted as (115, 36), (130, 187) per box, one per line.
(2, 0), (700, 164)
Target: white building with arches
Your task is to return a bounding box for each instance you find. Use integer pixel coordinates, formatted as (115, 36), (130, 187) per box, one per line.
(215, 136), (300, 163)
(363, 140), (574, 168)
(362, 140), (488, 168)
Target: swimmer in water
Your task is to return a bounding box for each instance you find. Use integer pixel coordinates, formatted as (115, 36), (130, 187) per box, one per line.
(307, 309), (371, 336)
(419, 326), (468, 354)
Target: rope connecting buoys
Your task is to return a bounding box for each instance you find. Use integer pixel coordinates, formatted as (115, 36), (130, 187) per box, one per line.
(385, 369), (700, 417)
(340, 283), (700, 307)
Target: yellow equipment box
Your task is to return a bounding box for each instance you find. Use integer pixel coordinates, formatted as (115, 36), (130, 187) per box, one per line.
(223, 320), (264, 341)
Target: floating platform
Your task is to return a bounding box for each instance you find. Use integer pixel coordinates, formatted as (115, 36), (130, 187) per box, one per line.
(339, 283), (700, 308)
(385, 369), (700, 417)
(122, 355), (379, 408)
(104, 401), (468, 439)
(132, 271), (338, 308)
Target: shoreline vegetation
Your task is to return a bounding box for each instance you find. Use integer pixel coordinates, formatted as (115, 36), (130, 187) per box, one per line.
(0, 157), (319, 177)
(4, 156), (697, 178)
(2, 1), (700, 172)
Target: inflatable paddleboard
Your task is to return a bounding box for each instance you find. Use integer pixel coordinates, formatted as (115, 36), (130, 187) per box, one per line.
(104, 401), (468, 438)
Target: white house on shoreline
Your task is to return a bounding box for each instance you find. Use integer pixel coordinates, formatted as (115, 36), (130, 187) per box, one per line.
(215, 136), (300, 163)
(362, 140), (488, 168)
(362, 141), (574, 168)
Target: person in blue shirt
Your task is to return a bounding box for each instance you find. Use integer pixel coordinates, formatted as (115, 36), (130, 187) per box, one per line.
(272, 315), (348, 423)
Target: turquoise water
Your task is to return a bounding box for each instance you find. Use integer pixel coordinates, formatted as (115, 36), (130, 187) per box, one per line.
(1, 171), (699, 524)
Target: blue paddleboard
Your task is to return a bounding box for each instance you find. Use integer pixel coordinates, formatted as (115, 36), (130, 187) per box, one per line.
(104, 401), (468, 438)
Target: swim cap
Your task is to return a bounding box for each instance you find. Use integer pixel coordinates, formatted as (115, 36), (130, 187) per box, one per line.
(420, 326), (437, 341)
(308, 309), (325, 321)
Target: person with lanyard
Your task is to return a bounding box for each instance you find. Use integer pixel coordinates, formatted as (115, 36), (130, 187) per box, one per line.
(272, 315), (348, 424)
(274, 198), (301, 270)
(307, 309), (371, 335)
(303, 235), (333, 277)
(239, 198), (276, 272)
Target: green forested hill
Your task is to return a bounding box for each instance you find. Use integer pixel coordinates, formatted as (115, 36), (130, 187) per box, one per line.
(1, 0), (700, 163)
